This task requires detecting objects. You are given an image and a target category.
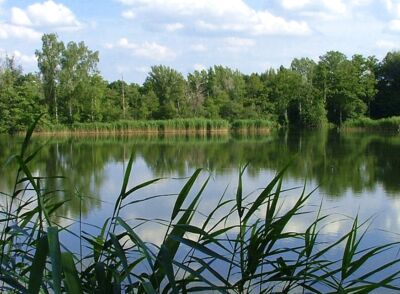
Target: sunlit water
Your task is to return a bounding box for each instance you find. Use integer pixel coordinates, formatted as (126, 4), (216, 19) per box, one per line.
(1, 128), (400, 281)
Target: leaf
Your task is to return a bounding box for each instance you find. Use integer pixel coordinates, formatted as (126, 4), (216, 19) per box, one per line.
(61, 252), (82, 294)
(158, 245), (178, 294)
(109, 233), (133, 285)
(48, 226), (62, 294)
(171, 169), (202, 221)
(169, 235), (234, 265)
(236, 165), (246, 218)
(115, 217), (154, 269)
(122, 178), (163, 200)
(21, 113), (44, 158)
(143, 282), (157, 294)
(28, 235), (49, 294)
(243, 163), (290, 224)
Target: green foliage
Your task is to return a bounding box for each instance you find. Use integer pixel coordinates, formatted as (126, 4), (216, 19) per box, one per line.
(35, 33), (64, 122)
(67, 119), (230, 133)
(0, 57), (46, 134)
(372, 51), (400, 118)
(315, 51), (375, 125)
(231, 119), (277, 132)
(1, 34), (400, 133)
(343, 116), (400, 131)
(144, 65), (187, 119)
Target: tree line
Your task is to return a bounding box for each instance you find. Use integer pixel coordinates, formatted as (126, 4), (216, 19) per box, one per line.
(0, 33), (399, 133)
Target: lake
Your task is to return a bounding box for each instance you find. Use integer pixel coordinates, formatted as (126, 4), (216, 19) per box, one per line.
(1, 128), (400, 288)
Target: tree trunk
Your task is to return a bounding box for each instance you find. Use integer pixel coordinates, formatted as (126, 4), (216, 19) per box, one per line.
(69, 101), (72, 121)
(122, 77), (126, 119)
(284, 108), (288, 125)
(91, 96), (94, 122)
(54, 93), (58, 123)
(299, 101), (302, 124)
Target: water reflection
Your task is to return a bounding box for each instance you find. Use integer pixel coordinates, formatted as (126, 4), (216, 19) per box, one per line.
(0, 129), (399, 225)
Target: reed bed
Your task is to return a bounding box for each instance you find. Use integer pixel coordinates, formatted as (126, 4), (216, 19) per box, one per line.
(33, 119), (276, 135)
(231, 119), (277, 134)
(1, 115), (400, 293)
(68, 119), (229, 134)
(343, 116), (400, 132)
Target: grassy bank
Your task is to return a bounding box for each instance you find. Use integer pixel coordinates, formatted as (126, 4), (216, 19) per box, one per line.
(1, 116), (400, 293)
(342, 116), (400, 132)
(34, 118), (278, 135)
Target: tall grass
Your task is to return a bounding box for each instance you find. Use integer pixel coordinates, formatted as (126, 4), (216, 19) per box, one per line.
(343, 116), (400, 132)
(231, 119), (277, 134)
(33, 119), (278, 135)
(36, 119), (231, 134)
(1, 116), (400, 293)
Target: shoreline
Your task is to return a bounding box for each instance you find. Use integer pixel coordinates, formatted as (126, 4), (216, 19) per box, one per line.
(11, 118), (278, 136)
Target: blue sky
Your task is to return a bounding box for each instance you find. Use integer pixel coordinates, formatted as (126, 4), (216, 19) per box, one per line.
(0, 0), (399, 83)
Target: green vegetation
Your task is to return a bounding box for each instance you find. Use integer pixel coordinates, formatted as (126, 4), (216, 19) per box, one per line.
(343, 116), (400, 131)
(231, 119), (277, 132)
(38, 119), (230, 133)
(2, 33), (400, 133)
(1, 118), (400, 293)
(34, 119), (278, 134)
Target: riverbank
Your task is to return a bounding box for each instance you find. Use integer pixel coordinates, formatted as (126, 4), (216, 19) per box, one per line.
(342, 116), (400, 132)
(30, 118), (278, 135)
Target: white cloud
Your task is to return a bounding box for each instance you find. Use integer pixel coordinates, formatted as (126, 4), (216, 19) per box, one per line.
(0, 49), (37, 70)
(224, 37), (255, 47)
(190, 44), (207, 52)
(135, 42), (176, 60)
(282, 0), (311, 10)
(111, 38), (176, 60)
(10, 7), (32, 26)
(282, 0), (374, 20)
(165, 22), (184, 32)
(376, 40), (398, 50)
(10, 1), (81, 31)
(322, 0), (347, 15)
(11, 50), (37, 65)
(135, 66), (151, 73)
(382, 0), (400, 31)
(193, 63), (206, 71)
(250, 11), (310, 35)
(389, 19), (400, 31)
(384, 0), (393, 10)
(219, 37), (256, 53)
(122, 10), (136, 19)
(0, 23), (41, 40)
(118, 0), (311, 36)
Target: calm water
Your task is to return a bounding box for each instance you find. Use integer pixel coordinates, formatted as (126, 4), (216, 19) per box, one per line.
(1, 128), (400, 249)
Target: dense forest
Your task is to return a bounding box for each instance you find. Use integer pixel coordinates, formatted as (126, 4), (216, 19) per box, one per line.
(0, 33), (400, 133)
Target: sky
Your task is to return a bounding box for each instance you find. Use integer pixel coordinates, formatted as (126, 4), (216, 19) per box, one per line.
(0, 0), (399, 83)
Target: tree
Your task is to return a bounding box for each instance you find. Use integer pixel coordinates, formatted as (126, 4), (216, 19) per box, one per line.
(351, 54), (377, 116)
(79, 74), (108, 122)
(59, 41), (99, 123)
(371, 51), (400, 118)
(244, 73), (270, 118)
(207, 66), (246, 119)
(315, 51), (367, 125)
(265, 67), (303, 124)
(0, 56), (45, 133)
(187, 70), (208, 116)
(144, 65), (187, 119)
(291, 58), (326, 126)
(35, 33), (64, 122)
